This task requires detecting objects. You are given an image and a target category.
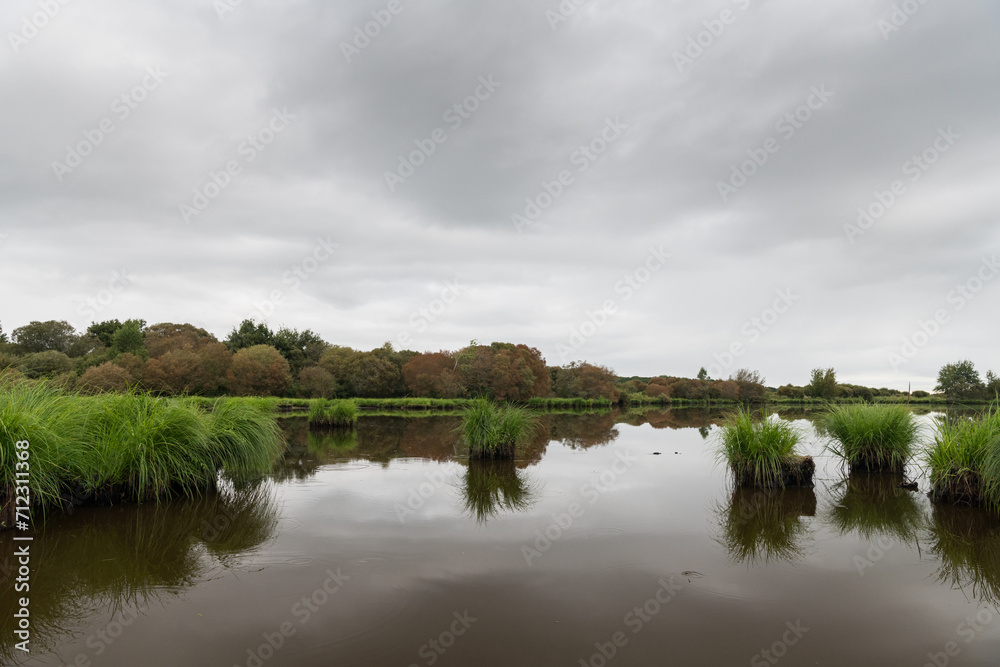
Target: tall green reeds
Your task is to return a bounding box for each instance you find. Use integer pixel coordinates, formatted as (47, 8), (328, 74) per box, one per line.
(309, 398), (359, 428)
(0, 380), (288, 525)
(461, 399), (539, 459)
(716, 408), (812, 488)
(823, 404), (920, 473)
(926, 404), (1000, 508)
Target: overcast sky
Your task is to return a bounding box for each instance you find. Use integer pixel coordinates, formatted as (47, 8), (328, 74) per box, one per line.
(1, 0), (998, 390)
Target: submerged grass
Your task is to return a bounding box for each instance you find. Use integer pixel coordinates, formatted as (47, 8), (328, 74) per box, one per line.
(824, 404), (920, 473)
(926, 404), (1000, 509)
(0, 380), (287, 526)
(308, 398), (359, 428)
(716, 408), (812, 489)
(461, 399), (539, 460)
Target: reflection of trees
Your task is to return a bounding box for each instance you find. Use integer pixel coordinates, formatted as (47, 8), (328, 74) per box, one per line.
(546, 412), (619, 449)
(0, 483), (280, 662)
(929, 505), (1000, 607)
(462, 460), (536, 524)
(826, 474), (926, 543)
(714, 487), (816, 565)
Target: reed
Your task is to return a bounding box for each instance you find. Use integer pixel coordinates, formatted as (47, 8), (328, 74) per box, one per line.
(823, 404), (920, 473)
(461, 399), (539, 460)
(308, 398), (359, 428)
(716, 408), (813, 488)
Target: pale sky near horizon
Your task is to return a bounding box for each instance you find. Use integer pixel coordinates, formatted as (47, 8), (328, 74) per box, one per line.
(1, 0), (998, 391)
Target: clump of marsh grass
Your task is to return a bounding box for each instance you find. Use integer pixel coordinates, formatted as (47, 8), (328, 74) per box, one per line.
(823, 404), (920, 473)
(827, 473), (926, 542)
(463, 459), (535, 524)
(715, 487), (816, 565)
(927, 404), (1000, 508)
(205, 398), (286, 479)
(309, 398), (359, 428)
(0, 378), (85, 526)
(716, 408), (813, 488)
(460, 399), (540, 460)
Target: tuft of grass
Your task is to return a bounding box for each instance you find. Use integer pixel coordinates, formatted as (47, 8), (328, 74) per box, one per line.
(716, 408), (811, 488)
(0, 378), (85, 525)
(309, 398), (359, 428)
(823, 404), (920, 473)
(205, 398), (286, 480)
(927, 404), (1000, 508)
(461, 399), (539, 460)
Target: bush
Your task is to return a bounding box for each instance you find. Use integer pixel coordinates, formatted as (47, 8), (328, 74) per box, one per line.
(79, 362), (133, 394)
(17, 351), (73, 379)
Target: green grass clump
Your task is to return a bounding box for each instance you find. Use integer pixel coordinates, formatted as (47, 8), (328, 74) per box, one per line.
(716, 408), (812, 488)
(86, 391), (218, 502)
(926, 404), (1000, 508)
(0, 381), (288, 525)
(461, 399), (539, 460)
(205, 398), (285, 479)
(823, 404), (920, 473)
(0, 378), (85, 525)
(309, 398), (359, 428)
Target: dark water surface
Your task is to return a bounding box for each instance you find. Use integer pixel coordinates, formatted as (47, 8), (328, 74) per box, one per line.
(4, 409), (1000, 666)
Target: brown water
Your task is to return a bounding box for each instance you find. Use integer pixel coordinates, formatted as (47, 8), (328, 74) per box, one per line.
(4, 409), (1000, 666)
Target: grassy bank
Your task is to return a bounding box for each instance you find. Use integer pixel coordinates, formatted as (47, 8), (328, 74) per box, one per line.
(716, 408), (814, 489)
(0, 379), (285, 528)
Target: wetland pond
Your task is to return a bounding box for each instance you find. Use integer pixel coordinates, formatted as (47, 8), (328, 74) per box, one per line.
(4, 408), (1000, 666)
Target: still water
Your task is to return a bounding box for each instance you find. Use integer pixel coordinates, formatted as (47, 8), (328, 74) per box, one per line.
(3, 409), (1000, 666)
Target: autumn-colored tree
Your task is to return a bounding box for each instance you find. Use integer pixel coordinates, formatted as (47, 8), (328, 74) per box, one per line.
(645, 383), (671, 399)
(730, 368), (767, 403)
(552, 362), (620, 401)
(297, 366), (338, 399)
(402, 352), (466, 398)
(114, 352), (145, 383)
(713, 380), (741, 401)
(455, 342), (549, 401)
(227, 345), (292, 396)
(144, 322), (217, 358)
(79, 362), (132, 394)
(318, 346), (357, 391)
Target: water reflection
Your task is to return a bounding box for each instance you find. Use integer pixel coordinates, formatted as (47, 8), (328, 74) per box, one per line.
(0, 482), (280, 661)
(714, 487), (816, 565)
(929, 504), (1000, 607)
(826, 474), (926, 543)
(462, 460), (537, 525)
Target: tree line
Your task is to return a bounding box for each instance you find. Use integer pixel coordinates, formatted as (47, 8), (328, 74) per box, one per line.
(0, 319), (619, 401)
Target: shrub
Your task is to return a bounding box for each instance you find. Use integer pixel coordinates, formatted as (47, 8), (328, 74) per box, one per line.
(17, 351), (73, 379)
(79, 362), (133, 394)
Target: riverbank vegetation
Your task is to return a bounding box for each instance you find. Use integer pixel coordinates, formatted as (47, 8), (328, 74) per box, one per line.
(308, 398), (359, 428)
(0, 378), (284, 528)
(926, 404), (1000, 509)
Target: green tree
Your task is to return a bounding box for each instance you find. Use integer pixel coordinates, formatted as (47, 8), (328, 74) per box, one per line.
(986, 371), (1000, 398)
(807, 368), (837, 400)
(697, 367), (710, 381)
(935, 360), (984, 400)
(272, 327), (328, 375)
(12, 320), (77, 354)
(87, 320), (123, 347)
(17, 351), (74, 379)
(225, 319), (275, 352)
(111, 320), (148, 358)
